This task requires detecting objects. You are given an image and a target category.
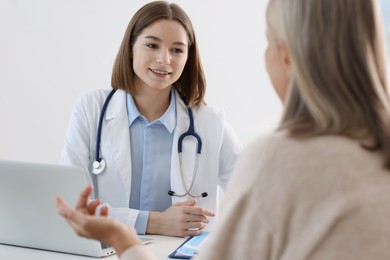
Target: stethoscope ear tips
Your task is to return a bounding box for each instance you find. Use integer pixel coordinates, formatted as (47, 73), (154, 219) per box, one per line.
(92, 159), (106, 175)
(168, 190), (208, 198)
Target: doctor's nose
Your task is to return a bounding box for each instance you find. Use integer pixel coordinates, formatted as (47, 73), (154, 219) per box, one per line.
(156, 49), (171, 65)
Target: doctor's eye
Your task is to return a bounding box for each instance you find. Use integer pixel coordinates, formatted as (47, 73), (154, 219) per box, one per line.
(146, 44), (158, 49)
(171, 48), (184, 54)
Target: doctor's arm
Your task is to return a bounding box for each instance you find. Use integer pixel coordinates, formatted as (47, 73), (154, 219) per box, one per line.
(105, 199), (215, 237)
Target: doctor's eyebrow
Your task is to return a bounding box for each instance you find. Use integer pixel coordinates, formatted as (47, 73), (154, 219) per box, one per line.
(143, 35), (187, 47)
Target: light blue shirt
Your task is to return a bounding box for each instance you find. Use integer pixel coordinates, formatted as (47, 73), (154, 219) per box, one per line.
(126, 90), (176, 235)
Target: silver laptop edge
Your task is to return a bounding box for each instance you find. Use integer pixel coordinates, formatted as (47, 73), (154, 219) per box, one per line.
(0, 160), (115, 257)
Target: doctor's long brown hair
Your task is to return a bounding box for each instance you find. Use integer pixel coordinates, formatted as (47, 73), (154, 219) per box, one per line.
(111, 1), (206, 107)
(267, 0), (390, 169)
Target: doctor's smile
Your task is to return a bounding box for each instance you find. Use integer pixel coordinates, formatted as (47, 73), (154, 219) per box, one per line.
(149, 68), (172, 77)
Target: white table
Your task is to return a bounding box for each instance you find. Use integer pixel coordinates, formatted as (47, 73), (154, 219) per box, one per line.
(0, 235), (185, 260)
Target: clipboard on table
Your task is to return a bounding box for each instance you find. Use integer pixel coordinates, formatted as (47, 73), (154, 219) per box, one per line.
(168, 232), (209, 259)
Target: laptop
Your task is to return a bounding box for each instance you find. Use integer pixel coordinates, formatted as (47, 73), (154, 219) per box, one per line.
(0, 159), (151, 258)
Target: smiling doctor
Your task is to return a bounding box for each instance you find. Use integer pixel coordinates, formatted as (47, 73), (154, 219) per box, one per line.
(60, 1), (241, 237)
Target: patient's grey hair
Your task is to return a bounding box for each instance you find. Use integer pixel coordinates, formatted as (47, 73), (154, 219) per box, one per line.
(267, 0), (390, 169)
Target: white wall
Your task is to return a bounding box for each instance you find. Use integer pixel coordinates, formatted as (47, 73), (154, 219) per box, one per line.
(0, 0), (282, 164)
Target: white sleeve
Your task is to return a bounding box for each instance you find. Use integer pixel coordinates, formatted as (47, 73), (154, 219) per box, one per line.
(218, 119), (242, 190)
(107, 207), (140, 228)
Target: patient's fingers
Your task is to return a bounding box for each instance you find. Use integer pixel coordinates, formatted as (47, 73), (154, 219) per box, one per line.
(54, 196), (69, 214)
(76, 185), (94, 210)
(100, 205), (109, 216)
(55, 196), (76, 219)
(55, 198), (85, 229)
(86, 199), (101, 215)
(60, 206), (90, 238)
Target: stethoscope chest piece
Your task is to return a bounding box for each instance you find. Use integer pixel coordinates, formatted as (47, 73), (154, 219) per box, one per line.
(92, 159), (106, 175)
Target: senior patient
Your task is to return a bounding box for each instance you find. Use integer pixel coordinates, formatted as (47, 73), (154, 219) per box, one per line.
(55, 0), (390, 259)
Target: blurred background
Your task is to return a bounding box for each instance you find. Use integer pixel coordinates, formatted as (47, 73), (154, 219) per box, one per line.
(381, 0), (390, 61)
(0, 0), (279, 163)
(0, 0), (389, 164)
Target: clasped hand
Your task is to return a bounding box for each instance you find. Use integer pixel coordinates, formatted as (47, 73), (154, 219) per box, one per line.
(147, 199), (215, 237)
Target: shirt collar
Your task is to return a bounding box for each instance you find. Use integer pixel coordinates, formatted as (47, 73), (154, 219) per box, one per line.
(126, 89), (176, 133)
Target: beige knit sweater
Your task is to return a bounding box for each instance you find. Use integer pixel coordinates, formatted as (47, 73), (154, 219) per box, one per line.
(122, 132), (390, 260)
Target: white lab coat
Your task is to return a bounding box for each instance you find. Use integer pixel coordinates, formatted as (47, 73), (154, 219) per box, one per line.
(60, 89), (241, 230)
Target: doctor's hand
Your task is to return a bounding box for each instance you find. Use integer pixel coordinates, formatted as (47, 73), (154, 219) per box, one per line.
(146, 200), (215, 237)
(54, 185), (141, 256)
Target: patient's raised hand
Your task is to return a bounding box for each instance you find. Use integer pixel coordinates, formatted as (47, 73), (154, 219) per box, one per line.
(55, 185), (141, 256)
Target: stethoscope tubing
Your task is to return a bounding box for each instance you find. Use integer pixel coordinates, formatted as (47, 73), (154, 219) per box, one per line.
(92, 89), (207, 198)
(178, 107), (202, 154)
(95, 88), (117, 164)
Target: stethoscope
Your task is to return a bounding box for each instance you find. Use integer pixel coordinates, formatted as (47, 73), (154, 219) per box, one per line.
(92, 88), (208, 199)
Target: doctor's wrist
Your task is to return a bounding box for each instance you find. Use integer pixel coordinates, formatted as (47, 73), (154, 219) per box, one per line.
(146, 211), (162, 235)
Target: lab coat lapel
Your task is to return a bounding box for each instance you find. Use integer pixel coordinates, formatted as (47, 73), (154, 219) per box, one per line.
(104, 90), (132, 200)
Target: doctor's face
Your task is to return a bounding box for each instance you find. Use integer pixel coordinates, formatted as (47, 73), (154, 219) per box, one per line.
(131, 19), (189, 94)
